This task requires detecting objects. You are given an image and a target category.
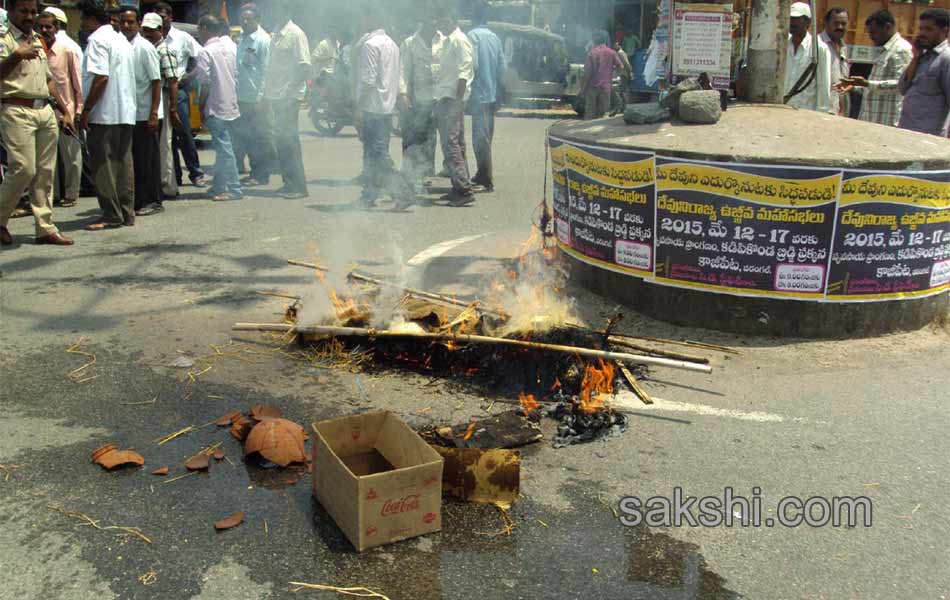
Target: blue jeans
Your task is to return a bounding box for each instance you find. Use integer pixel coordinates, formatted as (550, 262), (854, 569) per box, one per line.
(173, 87), (203, 182)
(206, 116), (242, 197)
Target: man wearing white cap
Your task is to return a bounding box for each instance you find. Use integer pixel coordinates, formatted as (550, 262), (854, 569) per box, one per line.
(140, 11), (180, 201)
(43, 7), (83, 61)
(784, 2), (833, 114)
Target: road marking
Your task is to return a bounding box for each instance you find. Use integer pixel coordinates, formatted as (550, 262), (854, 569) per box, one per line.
(611, 392), (788, 423)
(407, 234), (487, 267)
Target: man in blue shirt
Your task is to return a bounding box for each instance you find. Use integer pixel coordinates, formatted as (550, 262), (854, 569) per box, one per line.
(467, 1), (505, 192)
(234, 2), (273, 186)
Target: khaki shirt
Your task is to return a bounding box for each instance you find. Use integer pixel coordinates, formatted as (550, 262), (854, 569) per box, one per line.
(0, 24), (51, 100)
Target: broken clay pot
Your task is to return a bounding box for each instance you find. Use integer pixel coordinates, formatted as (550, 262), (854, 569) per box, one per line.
(214, 511), (245, 530)
(91, 444), (145, 471)
(184, 454), (211, 471)
(215, 410), (242, 426)
(151, 466), (169, 476)
(230, 414), (254, 441)
(244, 418), (306, 467)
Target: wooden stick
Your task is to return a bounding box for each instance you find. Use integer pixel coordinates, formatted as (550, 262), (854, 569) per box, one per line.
(608, 338), (709, 365)
(286, 259), (329, 272)
(286, 259), (509, 320)
(616, 363), (653, 405)
(257, 291), (301, 300)
(231, 323), (713, 374)
(612, 333), (740, 355)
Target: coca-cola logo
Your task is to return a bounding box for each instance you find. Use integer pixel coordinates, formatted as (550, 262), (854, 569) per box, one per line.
(423, 476), (438, 487)
(366, 488), (377, 500)
(380, 494), (420, 516)
(366, 526), (377, 537)
(423, 512), (436, 524)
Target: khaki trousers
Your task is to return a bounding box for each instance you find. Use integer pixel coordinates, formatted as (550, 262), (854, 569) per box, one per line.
(0, 104), (59, 236)
(55, 127), (83, 202)
(87, 123), (135, 226)
(159, 91), (177, 197)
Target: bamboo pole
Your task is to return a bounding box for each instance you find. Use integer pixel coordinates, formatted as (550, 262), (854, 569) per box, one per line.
(231, 323), (713, 374)
(616, 363), (654, 405)
(608, 338), (710, 365)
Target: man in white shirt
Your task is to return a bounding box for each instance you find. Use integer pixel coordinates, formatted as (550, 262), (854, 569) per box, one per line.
(399, 18), (442, 191)
(433, 7), (475, 204)
(154, 1), (205, 187)
(353, 14), (403, 209)
(79, 0), (137, 231)
(821, 7), (851, 116)
(784, 2), (833, 114)
(263, 1), (310, 199)
(119, 7), (164, 217)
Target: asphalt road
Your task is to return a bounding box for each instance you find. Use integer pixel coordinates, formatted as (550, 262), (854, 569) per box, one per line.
(1, 113), (948, 599)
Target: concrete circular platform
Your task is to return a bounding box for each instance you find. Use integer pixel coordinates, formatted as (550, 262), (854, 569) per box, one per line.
(550, 105), (950, 338)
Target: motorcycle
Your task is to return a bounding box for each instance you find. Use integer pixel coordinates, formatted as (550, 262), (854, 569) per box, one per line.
(308, 63), (353, 137)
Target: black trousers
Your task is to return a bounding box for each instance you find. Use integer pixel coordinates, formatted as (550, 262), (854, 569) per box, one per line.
(272, 99), (307, 194)
(133, 120), (163, 211)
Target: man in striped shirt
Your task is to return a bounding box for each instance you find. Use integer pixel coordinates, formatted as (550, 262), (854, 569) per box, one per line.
(848, 10), (913, 127)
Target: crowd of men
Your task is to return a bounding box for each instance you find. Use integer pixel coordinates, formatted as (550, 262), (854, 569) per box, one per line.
(0, 0), (506, 246)
(784, 3), (949, 137)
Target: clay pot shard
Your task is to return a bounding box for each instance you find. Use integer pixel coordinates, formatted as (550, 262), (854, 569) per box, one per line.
(214, 511), (245, 531)
(243, 418), (307, 467)
(249, 404), (283, 421)
(230, 414), (254, 442)
(152, 466), (169, 476)
(92, 444), (145, 471)
(213, 450), (226, 461)
(184, 454), (211, 471)
(215, 410), (242, 427)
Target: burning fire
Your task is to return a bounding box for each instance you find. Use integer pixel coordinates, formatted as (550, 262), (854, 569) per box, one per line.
(519, 392), (540, 413)
(578, 360), (615, 414)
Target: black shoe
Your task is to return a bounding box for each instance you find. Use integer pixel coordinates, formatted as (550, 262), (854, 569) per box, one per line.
(443, 192), (475, 206)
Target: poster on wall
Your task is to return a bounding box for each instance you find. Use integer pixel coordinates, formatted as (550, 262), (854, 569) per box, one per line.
(671, 2), (734, 89)
(654, 157), (840, 300)
(826, 170), (950, 301)
(550, 137), (656, 277)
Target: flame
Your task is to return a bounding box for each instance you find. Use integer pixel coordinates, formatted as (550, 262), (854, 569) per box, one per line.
(519, 392), (540, 413)
(328, 289), (368, 323)
(549, 377), (562, 392)
(462, 422), (476, 441)
(578, 360), (615, 414)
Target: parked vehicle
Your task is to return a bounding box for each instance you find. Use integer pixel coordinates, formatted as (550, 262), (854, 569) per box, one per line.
(308, 60), (354, 137)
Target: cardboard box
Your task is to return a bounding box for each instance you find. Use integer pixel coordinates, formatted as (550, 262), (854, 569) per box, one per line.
(311, 411), (443, 552)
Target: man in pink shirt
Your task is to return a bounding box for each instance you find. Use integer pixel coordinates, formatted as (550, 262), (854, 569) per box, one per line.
(37, 11), (82, 208)
(581, 30), (623, 120)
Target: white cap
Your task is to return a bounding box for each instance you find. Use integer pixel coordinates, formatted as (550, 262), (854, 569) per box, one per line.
(790, 2), (812, 19)
(142, 12), (163, 30)
(44, 6), (68, 25)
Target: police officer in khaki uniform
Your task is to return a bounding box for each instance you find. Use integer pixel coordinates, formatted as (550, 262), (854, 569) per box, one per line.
(0, 0), (73, 246)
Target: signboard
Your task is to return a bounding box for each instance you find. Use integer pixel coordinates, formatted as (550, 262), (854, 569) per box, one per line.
(671, 3), (733, 90)
(826, 170), (950, 301)
(551, 138), (655, 277)
(655, 158), (839, 300)
(549, 135), (950, 303)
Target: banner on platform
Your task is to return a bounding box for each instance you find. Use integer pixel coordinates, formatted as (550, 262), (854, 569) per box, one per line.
(549, 135), (950, 303)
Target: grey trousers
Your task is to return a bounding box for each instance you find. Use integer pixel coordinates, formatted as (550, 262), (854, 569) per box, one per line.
(88, 123), (135, 226)
(434, 97), (473, 196)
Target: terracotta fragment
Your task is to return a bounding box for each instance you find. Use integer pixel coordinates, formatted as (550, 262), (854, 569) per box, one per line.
(184, 454), (210, 471)
(151, 466), (169, 476)
(244, 418), (307, 467)
(90, 444), (118, 463)
(214, 511), (245, 530)
(230, 414), (254, 441)
(213, 450), (225, 461)
(249, 404), (283, 421)
(215, 410), (242, 427)
(95, 449), (145, 470)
